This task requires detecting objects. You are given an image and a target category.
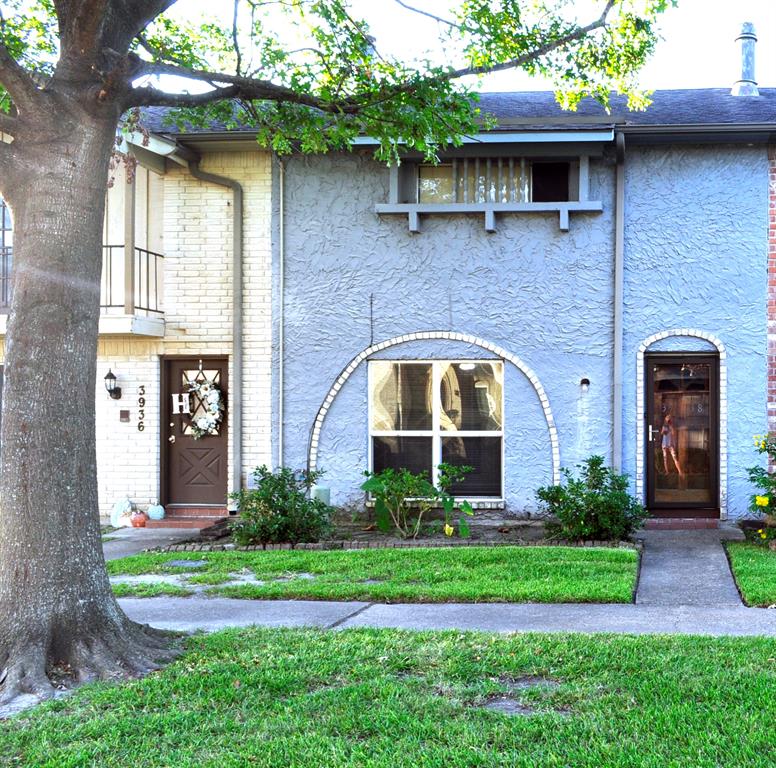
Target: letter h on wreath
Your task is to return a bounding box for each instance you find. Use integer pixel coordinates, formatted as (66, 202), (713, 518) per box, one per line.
(171, 392), (191, 415)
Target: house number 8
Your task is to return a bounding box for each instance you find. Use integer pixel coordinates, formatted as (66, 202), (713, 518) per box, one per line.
(138, 385), (146, 432)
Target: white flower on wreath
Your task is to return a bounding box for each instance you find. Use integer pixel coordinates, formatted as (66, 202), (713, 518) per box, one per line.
(187, 379), (224, 439)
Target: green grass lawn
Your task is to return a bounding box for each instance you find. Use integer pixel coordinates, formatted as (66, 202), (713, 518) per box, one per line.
(726, 542), (776, 607)
(2, 628), (774, 767)
(108, 546), (639, 603)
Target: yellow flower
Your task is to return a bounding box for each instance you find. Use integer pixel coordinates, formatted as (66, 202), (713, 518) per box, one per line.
(757, 529), (764, 534)
(755, 495), (770, 507)
(444, 523), (454, 537)
(761, 533), (768, 540)
(761, 441), (767, 451)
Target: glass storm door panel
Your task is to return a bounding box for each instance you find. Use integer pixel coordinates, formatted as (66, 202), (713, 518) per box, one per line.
(645, 354), (719, 513)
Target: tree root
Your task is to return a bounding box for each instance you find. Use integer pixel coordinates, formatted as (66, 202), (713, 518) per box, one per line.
(0, 620), (183, 711)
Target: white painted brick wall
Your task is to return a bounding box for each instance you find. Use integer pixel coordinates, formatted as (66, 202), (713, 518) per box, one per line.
(95, 151), (273, 519)
(1, 152), (273, 521)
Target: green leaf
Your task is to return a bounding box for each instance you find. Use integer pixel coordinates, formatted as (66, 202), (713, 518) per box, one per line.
(374, 499), (391, 533)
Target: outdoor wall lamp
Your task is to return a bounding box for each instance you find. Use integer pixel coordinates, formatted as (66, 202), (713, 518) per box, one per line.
(580, 378), (590, 393)
(104, 369), (122, 400)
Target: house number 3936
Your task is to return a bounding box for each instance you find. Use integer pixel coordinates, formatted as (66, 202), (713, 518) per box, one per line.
(138, 385), (146, 432)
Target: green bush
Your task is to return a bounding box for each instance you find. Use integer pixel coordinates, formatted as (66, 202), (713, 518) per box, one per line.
(361, 463), (474, 539)
(229, 466), (333, 546)
(536, 455), (646, 541)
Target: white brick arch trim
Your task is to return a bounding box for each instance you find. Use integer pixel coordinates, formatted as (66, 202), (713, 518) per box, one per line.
(636, 329), (727, 519)
(308, 330), (561, 484)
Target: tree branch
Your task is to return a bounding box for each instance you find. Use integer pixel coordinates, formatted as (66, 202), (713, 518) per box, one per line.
(0, 10), (43, 116)
(447, 0), (617, 79)
(129, 83), (240, 108)
(232, 0), (242, 76)
(393, 0), (462, 30)
(126, 61), (357, 112)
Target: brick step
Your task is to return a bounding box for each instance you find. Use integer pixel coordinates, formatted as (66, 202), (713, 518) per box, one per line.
(163, 506), (228, 519)
(146, 516), (226, 529)
(644, 518), (719, 530)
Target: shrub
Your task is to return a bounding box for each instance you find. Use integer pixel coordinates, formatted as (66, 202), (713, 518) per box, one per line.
(229, 466), (333, 546)
(536, 455), (646, 541)
(361, 463), (474, 539)
(747, 434), (776, 526)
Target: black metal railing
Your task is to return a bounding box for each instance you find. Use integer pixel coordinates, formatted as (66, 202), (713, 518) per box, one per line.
(0, 245), (164, 315)
(100, 244), (164, 316)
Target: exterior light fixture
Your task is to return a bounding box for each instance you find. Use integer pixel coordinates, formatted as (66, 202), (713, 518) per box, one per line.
(104, 369), (122, 400)
(458, 363), (476, 371)
(580, 378), (590, 393)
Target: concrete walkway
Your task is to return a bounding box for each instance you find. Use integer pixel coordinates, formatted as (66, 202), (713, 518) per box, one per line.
(118, 528), (776, 637)
(103, 527), (195, 561)
(635, 529), (744, 607)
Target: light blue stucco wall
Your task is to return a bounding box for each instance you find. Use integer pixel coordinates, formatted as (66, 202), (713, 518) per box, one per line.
(622, 144), (768, 518)
(273, 143), (768, 518)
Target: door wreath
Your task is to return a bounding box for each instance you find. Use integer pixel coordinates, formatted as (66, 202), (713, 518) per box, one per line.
(187, 378), (225, 439)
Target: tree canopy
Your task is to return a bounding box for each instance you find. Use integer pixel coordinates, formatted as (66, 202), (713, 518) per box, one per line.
(0, 0), (673, 164)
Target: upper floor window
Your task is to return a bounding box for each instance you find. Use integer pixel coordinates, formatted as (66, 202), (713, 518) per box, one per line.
(369, 360), (504, 498)
(417, 159), (572, 205)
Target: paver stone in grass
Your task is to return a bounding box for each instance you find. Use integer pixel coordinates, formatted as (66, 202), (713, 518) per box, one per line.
(166, 559), (208, 568)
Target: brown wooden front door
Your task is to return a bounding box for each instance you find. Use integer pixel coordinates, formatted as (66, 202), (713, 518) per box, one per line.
(162, 357), (228, 507)
(645, 353), (719, 517)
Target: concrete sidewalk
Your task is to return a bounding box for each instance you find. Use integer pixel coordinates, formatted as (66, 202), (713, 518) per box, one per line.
(120, 597), (776, 636)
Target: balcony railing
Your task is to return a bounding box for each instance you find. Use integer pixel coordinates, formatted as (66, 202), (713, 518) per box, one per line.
(0, 244), (164, 316)
(101, 244), (164, 316)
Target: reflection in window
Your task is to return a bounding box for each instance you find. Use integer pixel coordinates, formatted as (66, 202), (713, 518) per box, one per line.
(416, 158), (573, 204)
(370, 360), (503, 497)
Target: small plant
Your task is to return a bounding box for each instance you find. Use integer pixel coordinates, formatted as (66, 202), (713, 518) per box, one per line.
(747, 435), (776, 528)
(229, 466), (333, 547)
(536, 455), (647, 541)
(361, 463), (474, 539)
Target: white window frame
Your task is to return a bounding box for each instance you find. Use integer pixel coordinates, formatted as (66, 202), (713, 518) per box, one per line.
(367, 359), (505, 501)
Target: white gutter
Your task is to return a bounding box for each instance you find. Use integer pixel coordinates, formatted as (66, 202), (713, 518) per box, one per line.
(188, 160), (244, 497)
(277, 158), (285, 467)
(613, 133), (625, 471)
(351, 130), (615, 145)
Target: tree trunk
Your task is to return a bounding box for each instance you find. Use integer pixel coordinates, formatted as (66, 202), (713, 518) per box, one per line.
(0, 106), (177, 707)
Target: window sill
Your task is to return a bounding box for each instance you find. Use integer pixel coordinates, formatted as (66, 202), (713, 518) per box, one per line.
(375, 201), (603, 233)
(365, 498), (505, 510)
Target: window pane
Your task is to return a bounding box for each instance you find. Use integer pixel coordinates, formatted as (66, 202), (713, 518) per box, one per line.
(418, 165), (454, 203)
(371, 362), (432, 431)
(531, 162), (569, 202)
(373, 436), (432, 479)
(439, 362), (502, 431)
(442, 436), (502, 496)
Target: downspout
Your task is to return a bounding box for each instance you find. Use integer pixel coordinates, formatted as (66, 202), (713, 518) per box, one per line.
(613, 132), (625, 471)
(188, 159), (243, 496)
(277, 157), (285, 468)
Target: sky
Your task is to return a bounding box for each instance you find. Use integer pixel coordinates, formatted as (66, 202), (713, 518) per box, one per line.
(173, 0), (776, 93)
(357, 0), (776, 91)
